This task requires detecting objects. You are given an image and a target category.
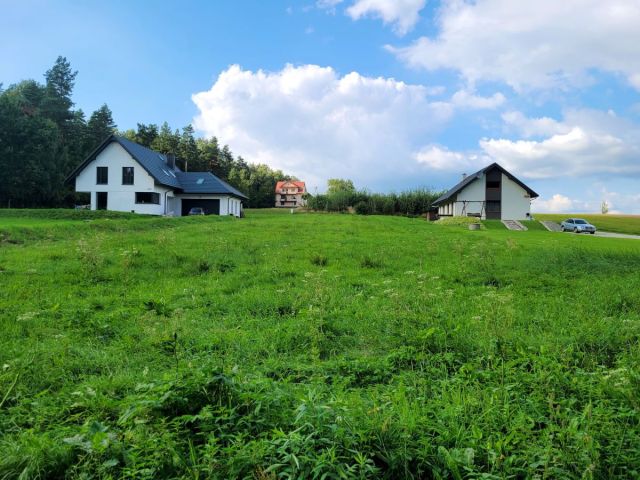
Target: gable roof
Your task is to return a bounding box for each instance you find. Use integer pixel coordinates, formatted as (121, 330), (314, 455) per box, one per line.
(275, 180), (306, 192)
(432, 162), (538, 206)
(175, 172), (247, 198)
(65, 135), (247, 199)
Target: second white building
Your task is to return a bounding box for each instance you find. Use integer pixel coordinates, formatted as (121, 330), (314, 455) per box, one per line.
(433, 163), (538, 220)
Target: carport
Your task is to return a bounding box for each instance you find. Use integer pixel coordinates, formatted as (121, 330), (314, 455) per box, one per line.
(181, 198), (220, 216)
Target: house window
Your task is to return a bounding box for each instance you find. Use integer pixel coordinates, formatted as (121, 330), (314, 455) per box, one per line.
(135, 192), (160, 204)
(487, 181), (500, 188)
(96, 167), (108, 185)
(122, 167), (134, 185)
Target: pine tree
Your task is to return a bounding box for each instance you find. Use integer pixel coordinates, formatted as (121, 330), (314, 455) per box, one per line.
(85, 104), (116, 152)
(152, 121), (180, 154)
(135, 123), (158, 147)
(179, 125), (198, 171)
(41, 56), (77, 130)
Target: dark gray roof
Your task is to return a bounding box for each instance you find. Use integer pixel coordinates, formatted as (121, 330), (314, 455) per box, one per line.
(432, 162), (538, 206)
(115, 136), (182, 189)
(175, 172), (248, 198)
(66, 135), (247, 199)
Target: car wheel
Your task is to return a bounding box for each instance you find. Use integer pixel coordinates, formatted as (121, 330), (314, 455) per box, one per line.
(590, 231), (595, 235)
(574, 227), (579, 233)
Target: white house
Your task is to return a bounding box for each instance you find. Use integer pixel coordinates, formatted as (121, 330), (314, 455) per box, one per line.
(433, 163), (538, 220)
(66, 135), (247, 217)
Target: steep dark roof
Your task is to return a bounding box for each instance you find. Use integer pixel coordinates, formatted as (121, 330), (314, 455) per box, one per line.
(65, 135), (247, 199)
(432, 163), (538, 206)
(175, 172), (248, 198)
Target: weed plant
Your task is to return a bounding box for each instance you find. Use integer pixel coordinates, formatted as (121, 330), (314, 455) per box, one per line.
(0, 210), (639, 478)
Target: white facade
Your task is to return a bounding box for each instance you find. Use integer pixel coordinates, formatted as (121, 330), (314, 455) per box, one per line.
(76, 143), (171, 215)
(500, 173), (532, 220)
(453, 173), (485, 217)
(74, 141), (243, 217)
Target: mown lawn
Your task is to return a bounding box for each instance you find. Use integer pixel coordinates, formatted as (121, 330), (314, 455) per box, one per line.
(1, 209), (639, 479)
(536, 213), (640, 235)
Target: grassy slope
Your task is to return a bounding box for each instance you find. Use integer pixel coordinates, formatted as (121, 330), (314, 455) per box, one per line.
(1, 210), (640, 478)
(536, 213), (640, 235)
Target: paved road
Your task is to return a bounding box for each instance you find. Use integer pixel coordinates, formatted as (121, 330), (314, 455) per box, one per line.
(560, 230), (640, 240)
(593, 231), (640, 240)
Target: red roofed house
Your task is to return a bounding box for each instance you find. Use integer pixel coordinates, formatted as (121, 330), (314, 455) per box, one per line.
(275, 180), (306, 208)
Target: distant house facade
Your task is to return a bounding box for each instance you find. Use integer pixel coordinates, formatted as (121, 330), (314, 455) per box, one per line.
(275, 181), (306, 208)
(66, 135), (247, 217)
(432, 163), (538, 220)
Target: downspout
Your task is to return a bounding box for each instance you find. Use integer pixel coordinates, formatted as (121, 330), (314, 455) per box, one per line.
(164, 191), (169, 216)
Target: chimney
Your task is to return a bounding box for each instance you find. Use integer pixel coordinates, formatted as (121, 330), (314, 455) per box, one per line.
(461, 173), (467, 180)
(166, 153), (176, 170)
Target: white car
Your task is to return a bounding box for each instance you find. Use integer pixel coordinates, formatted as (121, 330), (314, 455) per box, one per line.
(560, 218), (596, 234)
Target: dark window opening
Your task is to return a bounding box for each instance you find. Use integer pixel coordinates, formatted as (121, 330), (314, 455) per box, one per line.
(135, 192), (160, 204)
(487, 181), (500, 188)
(122, 167), (134, 185)
(96, 167), (108, 185)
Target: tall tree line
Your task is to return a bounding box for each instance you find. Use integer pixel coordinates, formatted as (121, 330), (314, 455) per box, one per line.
(0, 57), (294, 208)
(0, 57), (116, 207)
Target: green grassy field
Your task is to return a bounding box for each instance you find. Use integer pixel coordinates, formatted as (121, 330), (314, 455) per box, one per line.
(1, 209), (640, 479)
(536, 213), (640, 235)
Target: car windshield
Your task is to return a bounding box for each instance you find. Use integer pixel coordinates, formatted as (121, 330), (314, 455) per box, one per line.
(574, 219), (587, 224)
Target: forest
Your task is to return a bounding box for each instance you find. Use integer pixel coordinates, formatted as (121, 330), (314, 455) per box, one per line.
(0, 57), (294, 209)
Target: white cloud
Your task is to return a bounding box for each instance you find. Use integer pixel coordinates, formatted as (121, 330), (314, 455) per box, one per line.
(451, 90), (505, 110)
(390, 0), (640, 91)
(480, 110), (640, 179)
(534, 194), (574, 213)
(192, 64), (453, 190)
(410, 109), (640, 181)
(532, 190), (640, 214)
(316, 0), (344, 14)
(414, 145), (487, 172)
(501, 111), (569, 138)
(346, 0), (427, 35)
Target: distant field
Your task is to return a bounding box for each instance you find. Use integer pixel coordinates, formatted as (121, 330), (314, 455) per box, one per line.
(1, 210), (640, 478)
(536, 213), (640, 235)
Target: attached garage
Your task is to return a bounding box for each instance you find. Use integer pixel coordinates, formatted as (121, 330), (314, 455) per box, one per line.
(181, 198), (220, 216)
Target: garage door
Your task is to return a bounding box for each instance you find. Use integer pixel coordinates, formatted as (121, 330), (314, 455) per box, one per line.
(181, 199), (220, 216)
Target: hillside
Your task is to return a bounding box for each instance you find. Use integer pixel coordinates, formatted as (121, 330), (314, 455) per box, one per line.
(1, 210), (639, 478)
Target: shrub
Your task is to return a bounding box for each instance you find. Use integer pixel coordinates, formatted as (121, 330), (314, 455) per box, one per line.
(354, 201), (372, 215)
(306, 188), (443, 216)
(311, 254), (328, 266)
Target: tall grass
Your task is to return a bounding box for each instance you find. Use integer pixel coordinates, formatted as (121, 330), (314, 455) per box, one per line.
(1, 211), (639, 478)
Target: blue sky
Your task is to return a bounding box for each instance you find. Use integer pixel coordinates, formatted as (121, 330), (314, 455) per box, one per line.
(2, 0), (640, 212)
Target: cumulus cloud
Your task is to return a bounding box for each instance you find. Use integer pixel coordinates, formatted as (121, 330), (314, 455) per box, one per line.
(390, 0), (640, 91)
(501, 111), (569, 138)
(481, 109), (640, 179)
(346, 0), (427, 35)
(533, 194), (575, 213)
(420, 109), (640, 180)
(192, 64), (453, 189)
